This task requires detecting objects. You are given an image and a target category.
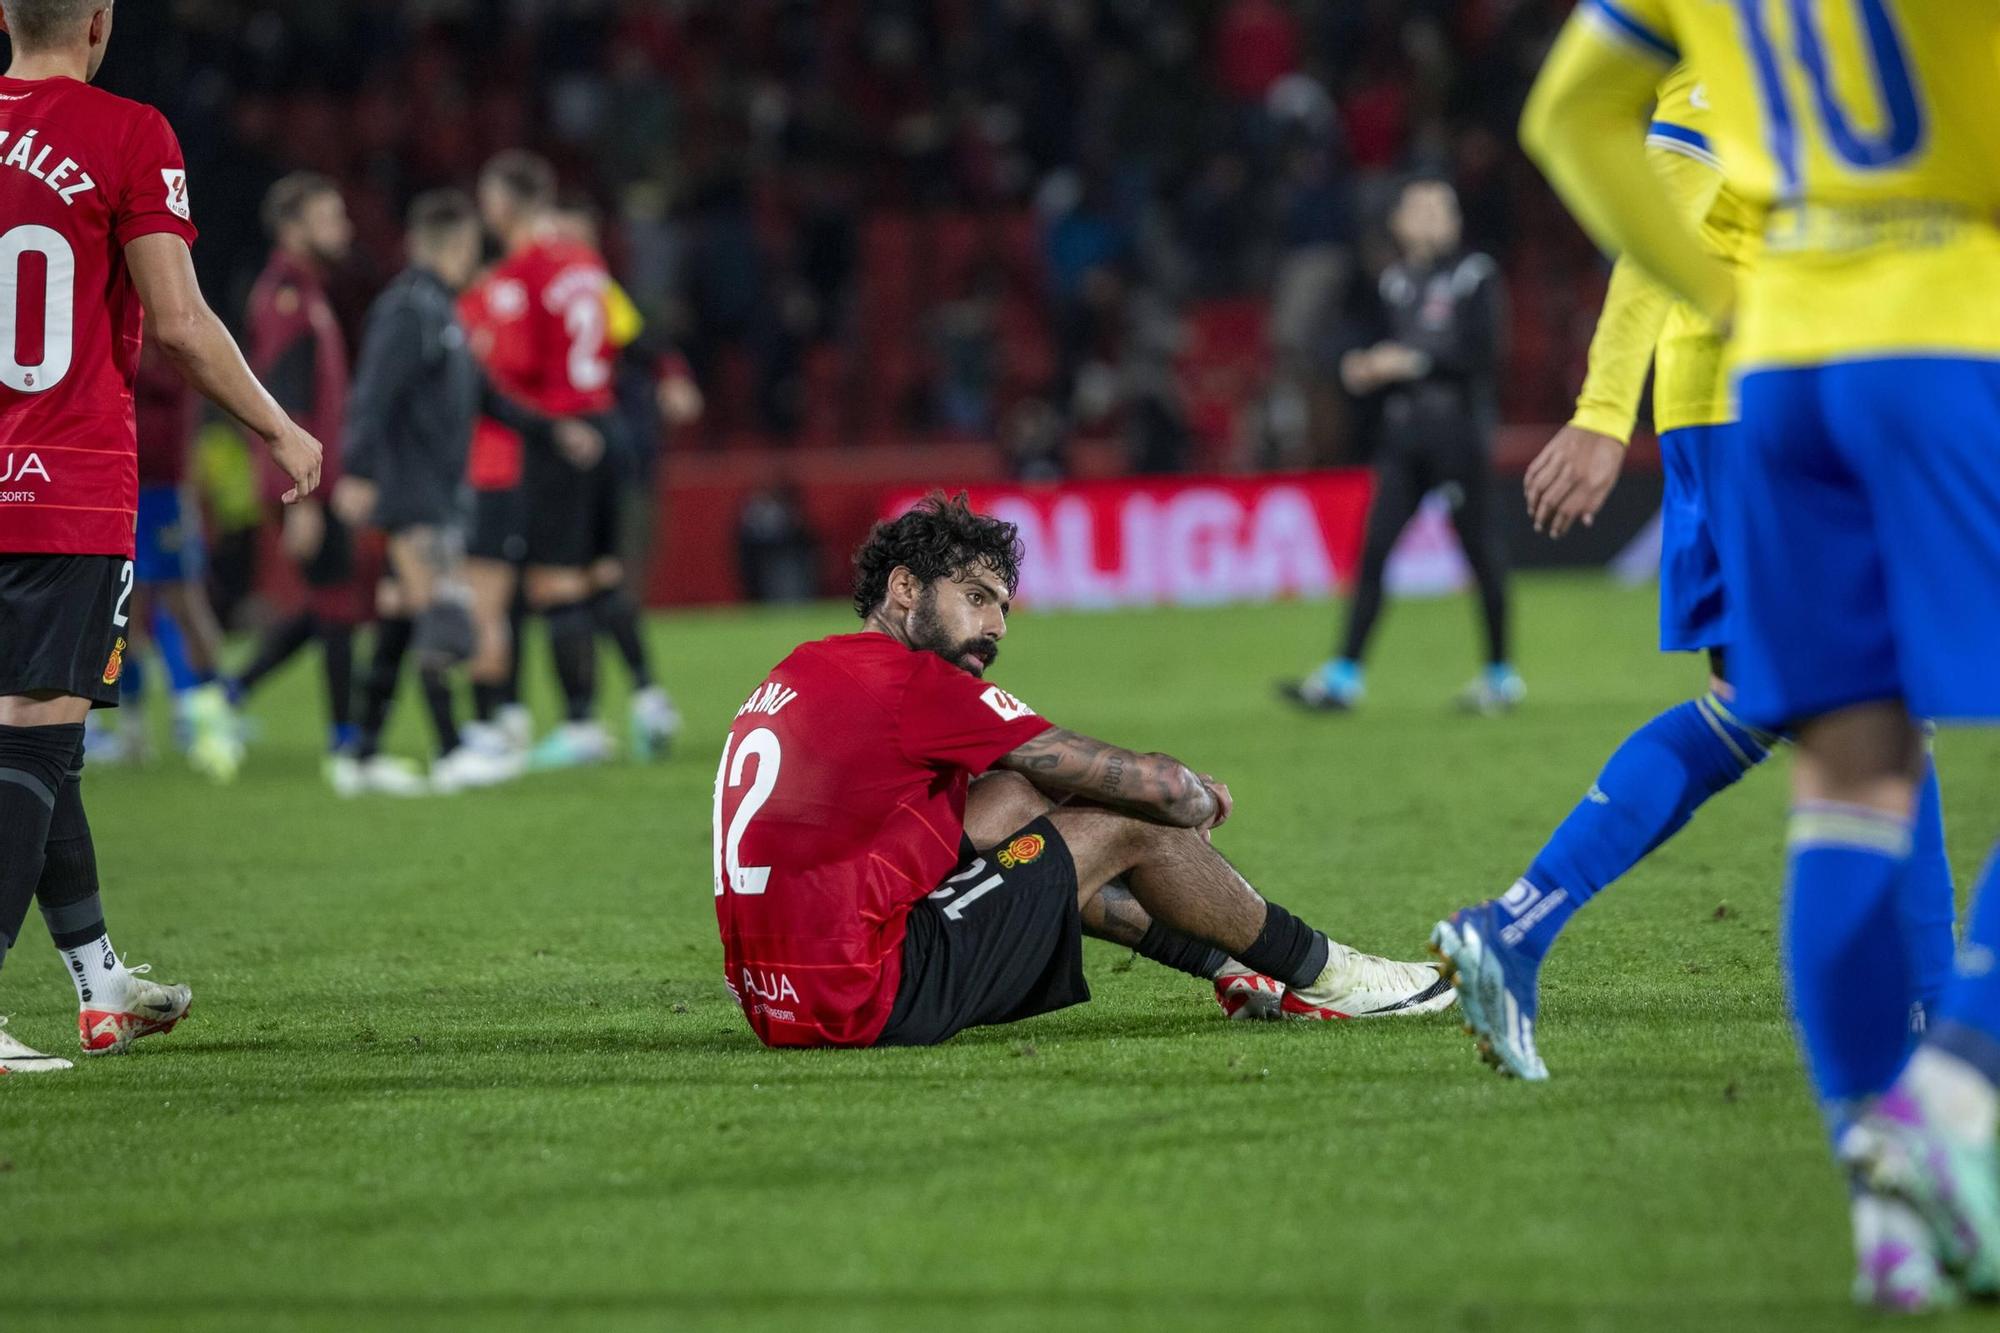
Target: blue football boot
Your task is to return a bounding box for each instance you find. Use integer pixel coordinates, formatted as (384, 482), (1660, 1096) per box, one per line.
(1429, 899), (1549, 1081)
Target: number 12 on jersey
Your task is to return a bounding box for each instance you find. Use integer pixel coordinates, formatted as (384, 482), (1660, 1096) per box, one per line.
(714, 728), (781, 896)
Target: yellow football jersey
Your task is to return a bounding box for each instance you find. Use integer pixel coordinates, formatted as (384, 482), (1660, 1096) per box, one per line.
(1573, 0), (2000, 369)
(1572, 63), (1758, 438)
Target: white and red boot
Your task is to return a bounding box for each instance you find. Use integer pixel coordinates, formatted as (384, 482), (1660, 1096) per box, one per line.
(79, 965), (192, 1055)
(1280, 946), (1457, 1020)
(1213, 962), (1286, 1020)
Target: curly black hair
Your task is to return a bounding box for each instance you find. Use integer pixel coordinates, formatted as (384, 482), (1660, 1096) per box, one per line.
(852, 491), (1024, 619)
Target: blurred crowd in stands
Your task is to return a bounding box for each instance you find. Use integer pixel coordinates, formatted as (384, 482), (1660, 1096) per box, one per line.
(101, 0), (1603, 473)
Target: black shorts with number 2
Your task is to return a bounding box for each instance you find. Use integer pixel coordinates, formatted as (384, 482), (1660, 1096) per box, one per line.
(875, 815), (1090, 1047)
(0, 554), (132, 707)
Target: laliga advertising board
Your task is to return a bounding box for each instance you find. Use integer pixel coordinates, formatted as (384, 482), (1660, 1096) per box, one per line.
(885, 472), (1471, 610)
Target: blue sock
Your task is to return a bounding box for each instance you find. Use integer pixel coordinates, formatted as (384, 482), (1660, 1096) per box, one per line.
(330, 723), (359, 754)
(1502, 693), (1772, 962)
(1785, 802), (1917, 1131)
(149, 607), (209, 693)
(1900, 760), (1957, 1029)
(1935, 842), (2000, 1081)
(119, 647), (146, 705)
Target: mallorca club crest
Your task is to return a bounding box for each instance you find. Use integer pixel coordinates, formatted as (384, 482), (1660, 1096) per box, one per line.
(102, 636), (126, 685)
(997, 833), (1046, 870)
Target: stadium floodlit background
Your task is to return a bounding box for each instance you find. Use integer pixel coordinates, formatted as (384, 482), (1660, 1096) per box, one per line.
(11, 3), (2000, 1331)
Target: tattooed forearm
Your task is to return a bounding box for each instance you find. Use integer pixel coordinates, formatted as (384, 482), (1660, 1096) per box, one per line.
(1000, 728), (1214, 827)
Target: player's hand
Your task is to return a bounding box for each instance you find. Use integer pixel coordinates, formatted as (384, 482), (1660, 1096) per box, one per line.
(553, 419), (604, 470)
(1370, 343), (1428, 383)
(280, 496), (326, 562)
(1340, 348), (1382, 395)
(1525, 424), (1626, 539)
(1197, 774), (1232, 835)
(657, 376), (704, 428)
(266, 419), (324, 504)
(331, 476), (378, 527)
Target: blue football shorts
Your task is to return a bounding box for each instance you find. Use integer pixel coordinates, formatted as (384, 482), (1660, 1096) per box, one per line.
(1721, 357), (2000, 728)
(1658, 423), (1730, 655)
(132, 484), (203, 585)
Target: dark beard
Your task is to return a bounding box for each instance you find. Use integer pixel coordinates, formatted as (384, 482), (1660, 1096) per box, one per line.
(911, 592), (997, 676)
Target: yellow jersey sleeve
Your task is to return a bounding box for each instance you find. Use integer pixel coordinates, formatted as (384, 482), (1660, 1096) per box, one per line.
(605, 280), (644, 351)
(1568, 61), (1732, 441)
(1520, 2), (1735, 327)
(1568, 251), (1672, 444)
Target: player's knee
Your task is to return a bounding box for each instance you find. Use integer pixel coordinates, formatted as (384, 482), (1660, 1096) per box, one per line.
(965, 771), (1054, 849)
(526, 566), (589, 609)
(413, 601), (476, 670)
(1106, 808), (1185, 863)
(1794, 703), (1925, 804)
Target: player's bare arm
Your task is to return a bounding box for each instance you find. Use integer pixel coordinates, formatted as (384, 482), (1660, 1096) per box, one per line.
(1525, 424), (1626, 539)
(998, 727), (1222, 831)
(126, 232), (323, 502)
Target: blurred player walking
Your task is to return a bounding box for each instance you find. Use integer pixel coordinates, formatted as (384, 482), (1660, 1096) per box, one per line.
(471, 152), (625, 768)
(1522, 0), (2000, 1308)
(1432, 63), (1955, 1084)
(227, 172), (367, 789)
(0, 0), (321, 1071)
(333, 191), (592, 794)
(551, 200), (684, 759)
(1281, 177), (1519, 715)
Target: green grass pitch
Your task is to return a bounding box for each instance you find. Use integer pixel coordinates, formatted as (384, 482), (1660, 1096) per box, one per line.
(6, 575), (2000, 1333)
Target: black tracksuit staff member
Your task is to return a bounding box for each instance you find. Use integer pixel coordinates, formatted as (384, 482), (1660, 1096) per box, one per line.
(330, 189), (598, 794)
(1283, 176), (1520, 716)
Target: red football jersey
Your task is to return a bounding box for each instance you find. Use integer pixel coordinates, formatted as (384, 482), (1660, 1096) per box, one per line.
(714, 633), (1053, 1048)
(478, 229), (615, 418)
(244, 249), (348, 501)
(457, 276), (523, 491)
(0, 76), (198, 556)
(134, 339), (195, 487)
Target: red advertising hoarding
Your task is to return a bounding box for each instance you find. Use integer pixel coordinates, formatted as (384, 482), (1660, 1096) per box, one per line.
(887, 472), (1380, 610)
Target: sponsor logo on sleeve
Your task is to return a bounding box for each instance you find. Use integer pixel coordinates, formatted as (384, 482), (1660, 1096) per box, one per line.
(979, 685), (1036, 722)
(997, 833), (1046, 869)
(161, 169), (189, 220)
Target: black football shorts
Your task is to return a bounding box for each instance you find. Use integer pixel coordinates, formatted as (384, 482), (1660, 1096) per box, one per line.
(0, 554), (132, 708)
(874, 816), (1090, 1047)
(522, 416), (624, 570)
(466, 485), (527, 565)
(300, 506), (355, 588)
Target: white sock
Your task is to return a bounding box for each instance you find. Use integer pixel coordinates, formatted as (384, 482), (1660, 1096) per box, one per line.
(1905, 1046), (2000, 1143)
(57, 933), (130, 1009)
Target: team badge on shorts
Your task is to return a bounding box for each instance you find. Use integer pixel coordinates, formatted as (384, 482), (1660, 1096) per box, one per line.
(998, 833), (1046, 869)
(102, 636), (126, 685)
